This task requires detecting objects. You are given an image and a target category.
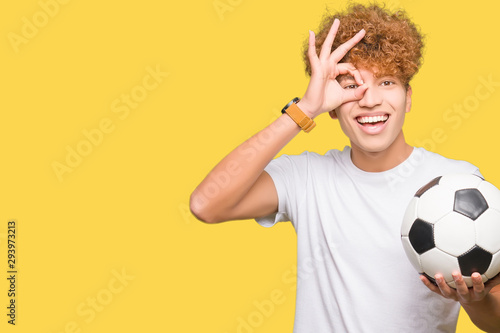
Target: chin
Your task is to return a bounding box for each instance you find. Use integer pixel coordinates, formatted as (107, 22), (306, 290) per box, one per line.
(360, 146), (389, 154)
(353, 138), (394, 154)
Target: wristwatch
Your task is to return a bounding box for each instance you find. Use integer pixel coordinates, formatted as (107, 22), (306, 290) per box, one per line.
(281, 97), (316, 133)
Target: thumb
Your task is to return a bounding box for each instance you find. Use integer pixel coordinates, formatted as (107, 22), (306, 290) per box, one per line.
(342, 84), (367, 104)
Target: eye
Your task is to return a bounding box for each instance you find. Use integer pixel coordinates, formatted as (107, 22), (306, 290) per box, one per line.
(344, 84), (358, 90)
(381, 80), (394, 86)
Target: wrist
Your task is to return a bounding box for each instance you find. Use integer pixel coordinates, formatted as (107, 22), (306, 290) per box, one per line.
(461, 293), (500, 332)
(281, 98), (316, 133)
(296, 100), (315, 119)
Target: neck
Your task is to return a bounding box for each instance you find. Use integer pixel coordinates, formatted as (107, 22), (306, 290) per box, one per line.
(350, 131), (413, 172)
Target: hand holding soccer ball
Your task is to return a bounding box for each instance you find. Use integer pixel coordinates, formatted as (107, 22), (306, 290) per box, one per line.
(401, 173), (500, 289)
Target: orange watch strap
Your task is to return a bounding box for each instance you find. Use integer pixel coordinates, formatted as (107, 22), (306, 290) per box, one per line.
(284, 103), (316, 133)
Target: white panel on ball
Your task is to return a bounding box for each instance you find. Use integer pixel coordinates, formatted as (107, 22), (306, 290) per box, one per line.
(417, 186), (455, 223)
(478, 181), (500, 212)
(434, 212), (476, 256)
(438, 173), (483, 192)
(485, 251), (500, 280)
(475, 209), (500, 253)
(401, 236), (423, 273)
(420, 248), (460, 287)
(401, 197), (419, 237)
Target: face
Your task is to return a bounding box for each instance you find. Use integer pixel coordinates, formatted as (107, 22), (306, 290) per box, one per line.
(331, 68), (412, 156)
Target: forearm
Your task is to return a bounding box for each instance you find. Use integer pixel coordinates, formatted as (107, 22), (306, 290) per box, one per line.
(190, 112), (301, 223)
(461, 290), (500, 332)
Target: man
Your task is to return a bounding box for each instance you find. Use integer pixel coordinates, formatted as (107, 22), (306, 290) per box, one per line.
(190, 3), (500, 332)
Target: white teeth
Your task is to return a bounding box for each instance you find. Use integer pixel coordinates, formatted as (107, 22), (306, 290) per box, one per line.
(357, 115), (389, 124)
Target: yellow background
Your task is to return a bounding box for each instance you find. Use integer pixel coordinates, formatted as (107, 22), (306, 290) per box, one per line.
(1, 0), (498, 332)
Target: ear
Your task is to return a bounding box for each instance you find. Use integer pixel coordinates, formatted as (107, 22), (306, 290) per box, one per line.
(405, 85), (413, 113)
(329, 110), (338, 119)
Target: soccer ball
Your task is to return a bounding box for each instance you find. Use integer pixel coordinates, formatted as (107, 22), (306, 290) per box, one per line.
(401, 173), (500, 288)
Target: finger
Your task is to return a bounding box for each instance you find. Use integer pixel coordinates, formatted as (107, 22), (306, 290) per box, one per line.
(352, 68), (364, 86)
(471, 272), (485, 295)
(319, 19), (340, 60)
(341, 83), (367, 104)
(435, 274), (457, 300)
(419, 275), (441, 294)
(331, 29), (366, 63)
(337, 63), (364, 85)
(452, 272), (471, 301)
(307, 30), (320, 70)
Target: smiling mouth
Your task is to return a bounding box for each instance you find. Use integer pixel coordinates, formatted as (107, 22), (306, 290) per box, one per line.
(356, 114), (389, 126)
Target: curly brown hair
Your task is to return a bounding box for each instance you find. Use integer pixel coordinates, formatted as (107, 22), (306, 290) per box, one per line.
(303, 3), (425, 86)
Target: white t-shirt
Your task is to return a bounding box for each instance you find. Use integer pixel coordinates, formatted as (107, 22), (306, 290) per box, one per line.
(256, 146), (480, 333)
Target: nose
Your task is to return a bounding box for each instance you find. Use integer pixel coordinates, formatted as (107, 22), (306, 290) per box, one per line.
(358, 86), (382, 108)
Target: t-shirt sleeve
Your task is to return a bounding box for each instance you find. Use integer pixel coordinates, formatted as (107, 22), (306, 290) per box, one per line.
(255, 153), (308, 228)
(453, 160), (482, 179)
